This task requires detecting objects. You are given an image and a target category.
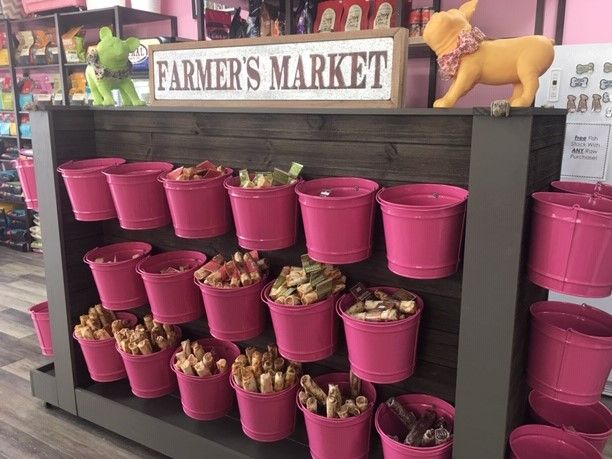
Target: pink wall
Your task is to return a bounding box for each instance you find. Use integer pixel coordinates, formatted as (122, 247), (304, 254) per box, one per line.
(162, 1), (198, 39)
(561, 0), (611, 45)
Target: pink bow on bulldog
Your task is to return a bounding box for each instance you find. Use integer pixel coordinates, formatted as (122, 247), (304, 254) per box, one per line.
(437, 27), (486, 80)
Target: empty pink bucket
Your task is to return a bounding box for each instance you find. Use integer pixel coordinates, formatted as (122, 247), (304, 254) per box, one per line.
(262, 281), (337, 362)
(196, 279), (265, 341)
(528, 390), (612, 453)
(57, 157), (125, 221)
(225, 176), (298, 250)
(296, 177), (379, 264)
(375, 394), (455, 459)
(337, 287), (423, 383)
(117, 325), (181, 398)
(103, 161), (173, 230)
(74, 312), (137, 382)
(528, 192), (612, 297)
(172, 337), (240, 420)
(137, 251), (207, 324)
(551, 181), (612, 200)
(231, 376), (299, 442)
(84, 242), (152, 310)
(377, 184), (468, 279)
(29, 301), (53, 356)
(527, 301), (612, 406)
(509, 425), (602, 459)
(299, 372), (377, 459)
(160, 168), (233, 239)
(16, 159), (38, 211)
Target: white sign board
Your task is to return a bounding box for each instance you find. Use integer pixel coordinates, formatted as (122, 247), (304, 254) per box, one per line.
(562, 123), (610, 180)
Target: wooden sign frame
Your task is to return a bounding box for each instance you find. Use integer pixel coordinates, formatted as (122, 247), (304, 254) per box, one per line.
(148, 28), (409, 109)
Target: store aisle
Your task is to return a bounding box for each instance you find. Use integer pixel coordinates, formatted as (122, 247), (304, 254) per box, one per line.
(0, 247), (165, 459)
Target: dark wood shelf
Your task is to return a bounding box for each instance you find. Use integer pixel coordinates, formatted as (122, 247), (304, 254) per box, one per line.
(0, 194), (25, 204)
(14, 63), (60, 70)
(0, 135), (18, 139)
(408, 42), (434, 59)
(63, 62), (87, 67)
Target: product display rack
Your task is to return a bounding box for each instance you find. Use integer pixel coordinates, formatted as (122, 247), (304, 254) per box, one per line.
(29, 105), (566, 458)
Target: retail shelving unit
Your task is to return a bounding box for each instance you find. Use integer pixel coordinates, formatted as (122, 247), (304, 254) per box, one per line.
(29, 105), (566, 458)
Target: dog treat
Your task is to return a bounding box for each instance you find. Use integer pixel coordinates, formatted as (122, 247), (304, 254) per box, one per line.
(404, 408), (438, 446)
(284, 365), (297, 388)
(260, 372), (274, 393)
(194, 251), (269, 288)
(341, 0), (369, 31)
(350, 370), (361, 399)
(421, 429), (436, 447)
(307, 397), (319, 414)
(233, 344), (300, 394)
(168, 160), (225, 181)
(232, 362), (244, 387)
(301, 375), (328, 405)
(386, 397), (417, 429)
(326, 384), (342, 418)
(346, 284), (418, 322)
(298, 390), (309, 405)
(173, 339), (227, 378)
(241, 366), (258, 392)
(74, 304), (126, 341)
(434, 426), (451, 445)
(113, 315), (177, 358)
(239, 162), (303, 188)
(299, 373), (368, 418)
(343, 399), (361, 417)
(275, 372), (286, 392)
(355, 396), (369, 413)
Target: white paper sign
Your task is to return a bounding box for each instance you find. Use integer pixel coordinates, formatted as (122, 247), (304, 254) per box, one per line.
(562, 123), (610, 180)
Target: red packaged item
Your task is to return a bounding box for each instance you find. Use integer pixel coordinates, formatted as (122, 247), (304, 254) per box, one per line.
(341, 0), (369, 31)
(370, 0), (411, 28)
(314, 1), (343, 33)
(206, 9), (232, 40)
(408, 7), (421, 24)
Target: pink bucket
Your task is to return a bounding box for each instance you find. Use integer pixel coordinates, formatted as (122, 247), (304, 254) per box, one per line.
(224, 176), (299, 250)
(528, 391), (612, 453)
(196, 279), (265, 341)
(16, 159), (38, 211)
(551, 181), (612, 200)
(136, 251), (207, 324)
(74, 312), (137, 382)
(262, 281), (337, 362)
(231, 377), (299, 442)
(29, 301), (53, 356)
(527, 301), (612, 406)
(103, 161), (174, 230)
(57, 157), (125, 221)
(377, 184), (468, 279)
(296, 177), (379, 264)
(172, 337), (241, 420)
(509, 425), (602, 459)
(336, 287), (423, 383)
(528, 192), (612, 297)
(84, 242), (152, 310)
(160, 168), (233, 239)
(117, 325), (181, 398)
(375, 394), (455, 459)
(299, 372), (377, 459)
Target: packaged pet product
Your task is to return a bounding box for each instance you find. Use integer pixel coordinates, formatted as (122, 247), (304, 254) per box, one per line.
(246, 0), (262, 37)
(294, 0), (314, 34)
(15, 31), (34, 65)
(314, 1), (343, 33)
(341, 0), (369, 31)
(31, 30), (51, 65)
(18, 77), (34, 111)
(230, 8), (248, 39)
(69, 72), (87, 105)
(0, 32), (9, 66)
(1, 77), (12, 111)
(19, 114), (31, 139)
(370, 0), (412, 28)
(62, 26), (86, 63)
(206, 9), (232, 40)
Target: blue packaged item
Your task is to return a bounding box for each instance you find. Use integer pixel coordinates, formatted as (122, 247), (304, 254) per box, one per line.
(19, 122), (31, 139)
(18, 93), (34, 111)
(0, 170), (17, 182)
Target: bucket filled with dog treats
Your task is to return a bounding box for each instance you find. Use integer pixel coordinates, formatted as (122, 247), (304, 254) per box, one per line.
(160, 161), (233, 239)
(84, 241), (152, 310)
(298, 372), (377, 459)
(224, 163), (303, 250)
(195, 251), (269, 341)
(263, 255), (346, 362)
(296, 177), (379, 264)
(137, 250), (207, 324)
(73, 304), (136, 382)
(375, 394), (455, 459)
(172, 338), (241, 420)
(115, 315), (181, 398)
(337, 284), (424, 383)
(230, 344), (301, 441)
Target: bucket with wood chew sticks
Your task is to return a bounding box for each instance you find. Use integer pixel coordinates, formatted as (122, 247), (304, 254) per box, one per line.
(298, 372), (377, 459)
(171, 337), (241, 420)
(375, 394), (455, 459)
(230, 344), (301, 442)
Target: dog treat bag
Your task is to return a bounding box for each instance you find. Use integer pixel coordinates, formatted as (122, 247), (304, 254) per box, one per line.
(341, 0), (370, 31)
(294, 0), (314, 34)
(230, 7), (248, 39)
(370, 0), (395, 28)
(206, 9), (232, 40)
(247, 0), (263, 38)
(314, 1), (343, 33)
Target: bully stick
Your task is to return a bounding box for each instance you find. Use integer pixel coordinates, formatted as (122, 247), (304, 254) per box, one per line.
(284, 365), (297, 388)
(386, 397), (417, 429)
(300, 375), (327, 405)
(349, 370), (361, 399)
(421, 429), (436, 447)
(241, 367), (258, 392)
(404, 408), (437, 446)
(274, 372), (285, 392)
(326, 384), (342, 418)
(355, 396), (369, 413)
(260, 372), (274, 394)
(307, 397), (319, 414)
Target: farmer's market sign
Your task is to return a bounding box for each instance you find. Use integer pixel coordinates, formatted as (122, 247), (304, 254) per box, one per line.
(149, 28), (408, 108)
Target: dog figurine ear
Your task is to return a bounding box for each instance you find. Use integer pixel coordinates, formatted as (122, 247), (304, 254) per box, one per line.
(99, 26), (113, 40)
(459, 0), (478, 22)
(124, 37), (140, 53)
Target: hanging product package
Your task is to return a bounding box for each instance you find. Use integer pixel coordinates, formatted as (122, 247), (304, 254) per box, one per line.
(229, 8), (248, 39)
(62, 26), (86, 63)
(314, 1), (343, 33)
(15, 31), (34, 66)
(206, 9), (232, 40)
(294, 0), (314, 34)
(370, 0), (412, 28)
(31, 30), (50, 65)
(246, 0), (262, 38)
(341, 0), (369, 31)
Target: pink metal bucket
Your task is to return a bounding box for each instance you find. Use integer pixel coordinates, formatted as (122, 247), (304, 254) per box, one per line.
(57, 157), (125, 221)
(262, 281), (337, 362)
(84, 242), (152, 310)
(196, 279), (265, 341)
(551, 181), (612, 200)
(296, 177), (379, 264)
(377, 184), (468, 279)
(172, 337), (241, 420)
(231, 377), (299, 442)
(528, 192), (612, 297)
(136, 251), (207, 324)
(29, 301), (53, 356)
(528, 390), (612, 453)
(74, 312), (137, 382)
(336, 287), (423, 383)
(375, 394), (455, 459)
(299, 372), (377, 459)
(225, 176), (299, 250)
(16, 159), (38, 211)
(509, 425), (602, 459)
(117, 325), (181, 399)
(103, 161), (173, 230)
(160, 168), (233, 239)
(527, 301), (612, 406)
